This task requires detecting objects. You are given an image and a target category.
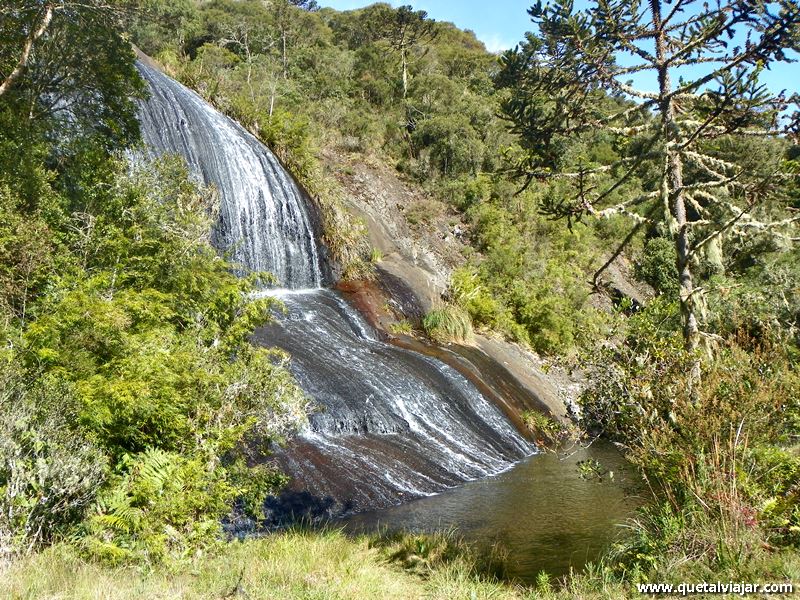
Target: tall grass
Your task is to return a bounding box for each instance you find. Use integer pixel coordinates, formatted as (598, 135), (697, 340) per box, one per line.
(1, 528), (558, 600)
(423, 304), (474, 345)
(0, 530), (422, 600)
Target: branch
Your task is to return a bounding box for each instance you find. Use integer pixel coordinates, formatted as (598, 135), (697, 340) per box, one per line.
(682, 150), (738, 175)
(678, 119), (781, 139)
(684, 190), (800, 259)
(685, 192), (711, 218)
(588, 136), (662, 207)
(592, 200), (662, 289)
(596, 190), (659, 218)
(666, 8), (800, 106)
(606, 123), (655, 135)
(662, 0), (690, 28)
(0, 3), (55, 98)
(688, 202), (753, 259)
(733, 215), (800, 231)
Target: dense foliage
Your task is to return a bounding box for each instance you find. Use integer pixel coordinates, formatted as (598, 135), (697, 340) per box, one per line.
(0, 3), (307, 562)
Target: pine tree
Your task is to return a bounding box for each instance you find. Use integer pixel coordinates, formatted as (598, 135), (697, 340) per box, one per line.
(497, 0), (800, 389)
(377, 4), (437, 99)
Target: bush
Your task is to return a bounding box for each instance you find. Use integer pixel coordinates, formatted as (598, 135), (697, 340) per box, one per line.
(423, 305), (474, 345)
(0, 368), (106, 558)
(634, 236), (679, 297)
(581, 302), (800, 579)
(77, 448), (285, 564)
(2, 160), (310, 564)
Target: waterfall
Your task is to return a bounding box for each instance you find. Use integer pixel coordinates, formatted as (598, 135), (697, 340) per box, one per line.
(136, 62), (324, 289)
(253, 289), (532, 513)
(136, 60), (535, 516)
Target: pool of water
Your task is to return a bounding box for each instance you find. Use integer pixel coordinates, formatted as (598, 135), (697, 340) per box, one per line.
(341, 441), (643, 582)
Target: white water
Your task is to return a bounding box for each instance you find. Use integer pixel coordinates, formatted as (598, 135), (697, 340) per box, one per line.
(136, 61), (535, 516)
(136, 62), (324, 289)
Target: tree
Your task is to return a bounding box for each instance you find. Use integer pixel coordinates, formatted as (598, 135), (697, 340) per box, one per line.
(497, 0), (800, 389)
(262, 0), (301, 79)
(0, 2), (55, 98)
(377, 4), (437, 99)
(0, 1), (145, 156)
(289, 0), (318, 9)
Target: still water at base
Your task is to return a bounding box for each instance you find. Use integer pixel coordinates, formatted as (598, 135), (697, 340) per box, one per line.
(340, 440), (642, 583)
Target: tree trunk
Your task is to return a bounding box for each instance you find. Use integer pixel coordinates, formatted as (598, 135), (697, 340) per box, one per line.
(651, 0), (702, 393)
(401, 46), (408, 99)
(282, 28), (288, 79)
(269, 77), (276, 119)
(0, 4), (54, 98)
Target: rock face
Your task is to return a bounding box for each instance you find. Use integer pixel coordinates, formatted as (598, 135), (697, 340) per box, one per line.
(323, 149), (579, 423)
(325, 151), (464, 313)
(136, 59), (536, 522)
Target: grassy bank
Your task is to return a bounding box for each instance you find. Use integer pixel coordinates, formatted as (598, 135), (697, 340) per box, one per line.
(0, 529), (526, 600)
(1, 527), (664, 600)
(3, 526), (798, 599)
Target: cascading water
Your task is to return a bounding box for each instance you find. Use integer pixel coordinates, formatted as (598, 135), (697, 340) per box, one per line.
(252, 290), (532, 513)
(135, 60), (535, 516)
(136, 62), (324, 289)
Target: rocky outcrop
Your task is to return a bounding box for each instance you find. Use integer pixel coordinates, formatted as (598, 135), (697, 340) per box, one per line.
(324, 148), (582, 426)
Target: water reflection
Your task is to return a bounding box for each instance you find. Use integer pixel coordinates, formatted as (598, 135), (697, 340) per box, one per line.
(341, 441), (643, 582)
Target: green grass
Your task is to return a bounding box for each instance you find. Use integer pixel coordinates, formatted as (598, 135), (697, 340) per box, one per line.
(521, 411), (574, 448)
(4, 526), (796, 599)
(389, 319), (414, 335)
(423, 304), (474, 345)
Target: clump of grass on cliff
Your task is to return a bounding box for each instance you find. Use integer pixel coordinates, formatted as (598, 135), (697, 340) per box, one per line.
(303, 166), (375, 281)
(423, 304), (474, 345)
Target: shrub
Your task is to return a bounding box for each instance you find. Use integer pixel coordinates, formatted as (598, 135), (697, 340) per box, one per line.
(389, 320), (413, 335)
(76, 448), (286, 564)
(2, 160), (310, 564)
(423, 305), (474, 345)
(521, 411), (572, 448)
(634, 236), (679, 297)
(581, 301), (800, 578)
(0, 368), (106, 558)
(436, 175), (491, 211)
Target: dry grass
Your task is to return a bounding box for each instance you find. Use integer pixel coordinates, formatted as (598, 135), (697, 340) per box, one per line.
(4, 525), (794, 600)
(0, 529), (537, 600)
(0, 530), (421, 600)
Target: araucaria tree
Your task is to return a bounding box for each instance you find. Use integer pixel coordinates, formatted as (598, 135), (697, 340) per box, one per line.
(377, 4), (437, 99)
(497, 0), (800, 386)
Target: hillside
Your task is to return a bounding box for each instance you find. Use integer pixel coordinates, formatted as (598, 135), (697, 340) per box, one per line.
(1, 1), (799, 598)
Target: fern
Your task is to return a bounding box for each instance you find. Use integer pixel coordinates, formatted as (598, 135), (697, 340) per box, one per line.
(78, 449), (184, 563)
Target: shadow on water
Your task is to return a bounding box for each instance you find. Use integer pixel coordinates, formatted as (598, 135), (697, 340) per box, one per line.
(337, 440), (643, 583)
(262, 491), (347, 526)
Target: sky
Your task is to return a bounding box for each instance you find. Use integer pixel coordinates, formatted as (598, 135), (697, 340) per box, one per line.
(318, 0), (531, 54)
(317, 0), (800, 97)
